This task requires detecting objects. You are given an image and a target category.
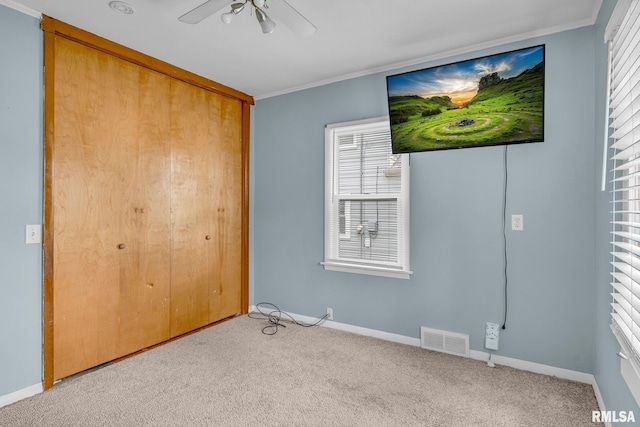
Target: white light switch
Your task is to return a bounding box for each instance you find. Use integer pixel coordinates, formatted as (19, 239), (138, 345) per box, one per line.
(26, 224), (41, 244)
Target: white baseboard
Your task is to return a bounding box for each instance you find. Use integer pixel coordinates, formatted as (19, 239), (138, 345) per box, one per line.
(590, 379), (611, 427)
(468, 349), (594, 384)
(248, 306), (603, 398)
(0, 382), (43, 409)
(321, 318), (422, 347)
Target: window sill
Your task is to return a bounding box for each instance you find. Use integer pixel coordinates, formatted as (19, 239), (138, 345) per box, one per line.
(322, 261), (412, 280)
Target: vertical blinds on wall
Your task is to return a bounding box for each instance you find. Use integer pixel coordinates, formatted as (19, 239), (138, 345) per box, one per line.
(608, 0), (640, 371)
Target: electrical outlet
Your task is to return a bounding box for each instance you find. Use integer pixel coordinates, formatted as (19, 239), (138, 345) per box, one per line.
(511, 214), (524, 231)
(485, 322), (500, 351)
(326, 307), (333, 320)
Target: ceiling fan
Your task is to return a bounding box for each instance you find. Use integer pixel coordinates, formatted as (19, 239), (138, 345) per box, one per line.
(178, 0), (317, 36)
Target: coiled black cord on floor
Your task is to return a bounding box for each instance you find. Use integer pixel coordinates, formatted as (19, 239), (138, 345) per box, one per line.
(248, 302), (329, 335)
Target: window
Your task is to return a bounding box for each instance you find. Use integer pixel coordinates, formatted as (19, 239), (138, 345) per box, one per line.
(606, 0), (640, 404)
(323, 117), (411, 279)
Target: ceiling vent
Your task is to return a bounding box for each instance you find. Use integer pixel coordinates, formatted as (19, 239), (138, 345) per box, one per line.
(420, 326), (469, 358)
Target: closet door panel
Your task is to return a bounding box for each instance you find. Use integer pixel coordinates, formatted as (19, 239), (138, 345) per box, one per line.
(170, 80), (213, 337)
(52, 37), (172, 379)
(208, 97), (243, 322)
(52, 37), (124, 378)
(117, 67), (172, 356)
(170, 80), (244, 333)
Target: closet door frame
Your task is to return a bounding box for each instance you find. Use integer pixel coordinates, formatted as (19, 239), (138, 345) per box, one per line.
(42, 16), (252, 390)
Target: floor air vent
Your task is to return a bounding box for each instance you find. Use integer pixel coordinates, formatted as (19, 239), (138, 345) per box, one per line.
(420, 326), (469, 357)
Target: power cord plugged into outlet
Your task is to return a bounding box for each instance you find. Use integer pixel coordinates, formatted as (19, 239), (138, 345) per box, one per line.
(485, 322), (500, 368)
(487, 353), (495, 368)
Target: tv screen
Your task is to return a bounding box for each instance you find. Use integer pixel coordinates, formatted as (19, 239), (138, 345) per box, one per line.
(386, 45), (545, 154)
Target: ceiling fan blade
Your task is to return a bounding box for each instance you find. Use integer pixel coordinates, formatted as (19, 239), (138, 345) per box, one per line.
(267, 0), (317, 37)
(179, 0), (233, 24)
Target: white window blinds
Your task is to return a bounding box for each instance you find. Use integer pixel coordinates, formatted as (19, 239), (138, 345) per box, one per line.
(608, 0), (640, 374)
(323, 117), (411, 279)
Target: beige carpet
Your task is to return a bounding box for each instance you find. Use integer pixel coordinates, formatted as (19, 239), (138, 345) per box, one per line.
(1, 314), (601, 426)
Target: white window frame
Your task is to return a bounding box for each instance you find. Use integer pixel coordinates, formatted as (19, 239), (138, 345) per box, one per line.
(322, 116), (411, 279)
(606, 0), (640, 406)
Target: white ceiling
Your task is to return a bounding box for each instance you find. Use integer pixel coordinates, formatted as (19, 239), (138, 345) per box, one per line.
(4, 0), (602, 100)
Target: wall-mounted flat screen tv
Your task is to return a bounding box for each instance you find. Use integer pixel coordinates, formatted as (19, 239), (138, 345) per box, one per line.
(386, 45), (545, 154)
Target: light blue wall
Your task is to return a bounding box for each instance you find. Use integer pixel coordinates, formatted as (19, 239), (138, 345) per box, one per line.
(594, 0), (640, 420)
(254, 28), (598, 373)
(0, 0), (637, 418)
(0, 5), (43, 396)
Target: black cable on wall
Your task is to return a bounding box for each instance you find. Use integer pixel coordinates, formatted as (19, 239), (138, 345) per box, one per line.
(502, 145), (509, 330)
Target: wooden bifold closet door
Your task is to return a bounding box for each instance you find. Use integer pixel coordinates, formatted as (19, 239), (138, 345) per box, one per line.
(52, 37), (173, 379)
(169, 80), (243, 338)
(45, 19), (250, 384)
